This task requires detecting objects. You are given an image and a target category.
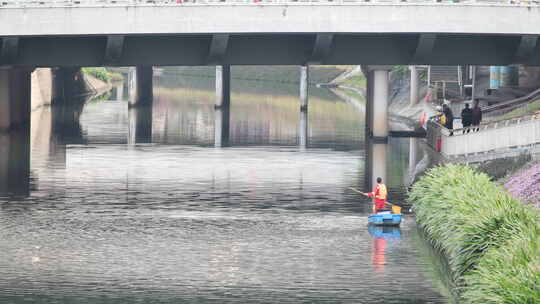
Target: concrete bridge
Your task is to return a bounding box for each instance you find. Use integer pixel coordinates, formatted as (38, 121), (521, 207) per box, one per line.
(1, 1), (540, 67)
(2, 0), (540, 193)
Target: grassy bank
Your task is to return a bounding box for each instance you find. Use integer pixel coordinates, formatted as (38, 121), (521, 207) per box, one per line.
(161, 65), (345, 85)
(497, 99), (540, 121)
(339, 74), (366, 90)
(82, 67), (123, 83)
(409, 164), (540, 303)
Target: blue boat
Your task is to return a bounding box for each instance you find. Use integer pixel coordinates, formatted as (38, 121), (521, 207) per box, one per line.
(368, 211), (402, 226)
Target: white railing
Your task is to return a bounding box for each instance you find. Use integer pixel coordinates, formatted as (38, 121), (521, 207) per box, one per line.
(1, 0), (539, 7)
(427, 114), (540, 156)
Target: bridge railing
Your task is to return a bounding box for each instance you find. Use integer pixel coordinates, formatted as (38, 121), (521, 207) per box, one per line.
(1, 0), (539, 7)
(426, 114), (540, 156)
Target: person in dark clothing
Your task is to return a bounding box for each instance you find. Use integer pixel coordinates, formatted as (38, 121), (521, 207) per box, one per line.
(471, 99), (483, 132)
(443, 104), (454, 136)
(461, 103), (473, 133)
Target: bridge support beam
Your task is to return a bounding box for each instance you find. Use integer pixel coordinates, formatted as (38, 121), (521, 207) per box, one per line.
(0, 66), (31, 197)
(299, 65), (309, 148)
(409, 65), (419, 105)
(371, 67), (390, 142)
(128, 107), (153, 144)
(0, 67), (31, 131)
(131, 66), (153, 107)
(215, 65), (230, 148)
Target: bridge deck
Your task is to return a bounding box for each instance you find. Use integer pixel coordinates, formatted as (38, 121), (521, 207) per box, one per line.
(1, 1), (540, 66)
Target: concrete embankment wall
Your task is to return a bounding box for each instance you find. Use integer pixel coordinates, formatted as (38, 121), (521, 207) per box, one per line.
(84, 73), (112, 97)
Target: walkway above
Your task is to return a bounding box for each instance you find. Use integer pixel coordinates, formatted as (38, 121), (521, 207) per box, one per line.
(1, 1), (540, 66)
(427, 115), (540, 162)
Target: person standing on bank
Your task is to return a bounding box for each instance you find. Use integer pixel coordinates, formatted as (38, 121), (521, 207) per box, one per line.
(472, 99), (483, 132)
(443, 104), (454, 136)
(461, 103), (473, 133)
(364, 177), (388, 214)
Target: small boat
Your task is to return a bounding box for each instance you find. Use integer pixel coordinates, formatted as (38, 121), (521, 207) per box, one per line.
(368, 211), (402, 226)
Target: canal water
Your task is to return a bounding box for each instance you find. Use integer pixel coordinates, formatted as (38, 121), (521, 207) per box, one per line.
(0, 68), (446, 303)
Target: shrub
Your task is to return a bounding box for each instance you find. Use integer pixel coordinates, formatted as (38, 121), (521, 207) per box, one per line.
(82, 67), (111, 83)
(504, 162), (540, 208)
(409, 164), (540, 302)
(463, 228), (540, 304)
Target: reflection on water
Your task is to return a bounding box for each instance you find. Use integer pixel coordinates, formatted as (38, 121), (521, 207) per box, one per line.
(129, 106), (153, 144)
(152, 83), (363, 149)
(0, 69), (445, 303)
(0, 128), (30, 197)
(368, 226), (402, 274)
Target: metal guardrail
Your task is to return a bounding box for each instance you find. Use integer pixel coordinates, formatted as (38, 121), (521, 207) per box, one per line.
(1, 0), (539, 7)
(483, 87), (540, 116)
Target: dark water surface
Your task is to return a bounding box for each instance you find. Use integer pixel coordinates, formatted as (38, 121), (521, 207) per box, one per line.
(0, 70), (446, 303)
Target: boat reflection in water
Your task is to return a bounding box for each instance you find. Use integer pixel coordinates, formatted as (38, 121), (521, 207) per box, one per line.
(368, 225), (402, 273)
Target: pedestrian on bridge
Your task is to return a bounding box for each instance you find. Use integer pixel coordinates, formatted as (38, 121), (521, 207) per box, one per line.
(472, 99), (483, 132)
(461, 103), (473, 133)
(443, 104), (454, 136)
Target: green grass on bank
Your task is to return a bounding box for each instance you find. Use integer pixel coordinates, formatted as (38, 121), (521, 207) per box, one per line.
(497, 99), (540, 121)
(161, 66), (344, 85)
(339, 74), (366, 90)
(82, 67), (123, 83)
(409, 164), (540, 304)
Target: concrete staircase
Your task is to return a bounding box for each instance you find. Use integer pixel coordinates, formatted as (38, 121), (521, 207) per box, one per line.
(429, 66), (461, 99)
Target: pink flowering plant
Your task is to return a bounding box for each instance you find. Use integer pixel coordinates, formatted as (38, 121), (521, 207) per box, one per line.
(504, 163), (540, 208)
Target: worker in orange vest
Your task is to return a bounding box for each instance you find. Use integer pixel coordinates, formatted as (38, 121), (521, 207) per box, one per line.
(364, 177), (388, 213)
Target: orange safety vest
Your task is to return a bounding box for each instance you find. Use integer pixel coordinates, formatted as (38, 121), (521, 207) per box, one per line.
(375, 184), (388, 201)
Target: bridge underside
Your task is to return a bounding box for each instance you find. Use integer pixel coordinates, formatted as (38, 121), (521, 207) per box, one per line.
(1, 34), (539, 67)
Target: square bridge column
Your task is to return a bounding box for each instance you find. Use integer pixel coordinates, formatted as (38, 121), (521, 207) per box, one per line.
(130, 66), (153, 107)
(215, 65), (230, 148)
(368, 66), (391, 143)
(409, 65), (420, 105)
(0, 67), (31, 131)
(299, 65), (309, 149)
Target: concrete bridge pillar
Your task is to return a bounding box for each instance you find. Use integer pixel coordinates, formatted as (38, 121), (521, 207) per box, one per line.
(0, 67), (32, 131)
(299, 65), (309, 148)
(0, 128), (31, 197)
(215, 65), (230, 148)
(128, 107), (153, 144)
(372, 67), (390, 142)
(409, 66), (419, 105)
(131, 66), (153, 107)
(365, 141), (387, 192)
